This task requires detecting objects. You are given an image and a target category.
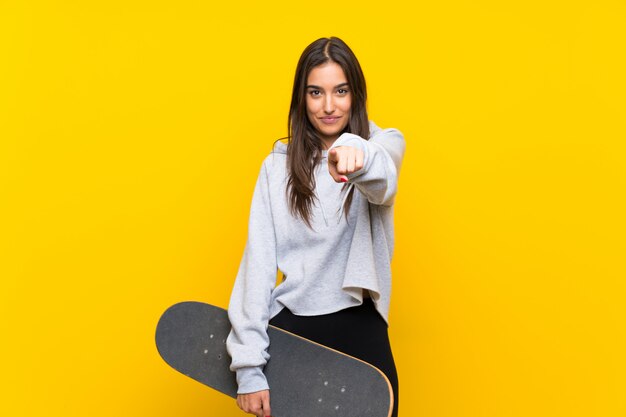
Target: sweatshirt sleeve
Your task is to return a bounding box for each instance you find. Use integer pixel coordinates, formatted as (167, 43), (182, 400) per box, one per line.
(225, 159), (277, 394)
(328, 122), (406, 206)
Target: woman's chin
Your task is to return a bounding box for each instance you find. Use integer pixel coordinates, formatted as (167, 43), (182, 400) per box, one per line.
(317, 125), (346, 141)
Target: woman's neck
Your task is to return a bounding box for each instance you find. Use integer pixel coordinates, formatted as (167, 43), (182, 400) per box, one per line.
(320, 136), (338, 150)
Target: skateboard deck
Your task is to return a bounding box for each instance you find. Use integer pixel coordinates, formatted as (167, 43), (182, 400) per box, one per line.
(155, 301), (393, 417)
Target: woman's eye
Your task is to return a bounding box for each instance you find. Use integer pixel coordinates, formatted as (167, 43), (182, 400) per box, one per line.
(309, 90), (321, 96)
(337, 89), (349, 95)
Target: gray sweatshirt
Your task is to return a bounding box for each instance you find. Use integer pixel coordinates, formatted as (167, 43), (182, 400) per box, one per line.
(226, 120), (406, 394)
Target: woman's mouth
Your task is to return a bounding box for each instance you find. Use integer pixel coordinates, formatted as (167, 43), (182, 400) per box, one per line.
(320, 116), (341, 125)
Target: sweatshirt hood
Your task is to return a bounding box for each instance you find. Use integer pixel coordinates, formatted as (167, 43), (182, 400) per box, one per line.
(272, 140), (288, 154)
(271, 141), (338, 227)
(272, 140), (329, 158)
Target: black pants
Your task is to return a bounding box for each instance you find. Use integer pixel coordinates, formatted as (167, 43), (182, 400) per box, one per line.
(269, 298), (399, 417)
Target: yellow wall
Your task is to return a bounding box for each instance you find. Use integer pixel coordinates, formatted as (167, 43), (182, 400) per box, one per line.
(1, 1), (624, 416)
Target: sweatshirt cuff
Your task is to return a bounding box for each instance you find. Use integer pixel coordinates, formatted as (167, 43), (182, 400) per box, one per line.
(235, 366), (270, 394)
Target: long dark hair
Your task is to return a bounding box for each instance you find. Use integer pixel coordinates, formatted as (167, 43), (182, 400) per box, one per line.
(276, 36), (369, 230)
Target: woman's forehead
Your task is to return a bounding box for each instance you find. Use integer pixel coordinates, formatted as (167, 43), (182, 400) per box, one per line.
(306, 62), (347, 86)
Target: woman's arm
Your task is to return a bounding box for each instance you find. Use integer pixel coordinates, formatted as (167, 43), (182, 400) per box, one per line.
(327, 123), (406, 206)
(226, 158), (277, 395)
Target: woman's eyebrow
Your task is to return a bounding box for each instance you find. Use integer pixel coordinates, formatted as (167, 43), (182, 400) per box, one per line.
(306, 82), (349, 89)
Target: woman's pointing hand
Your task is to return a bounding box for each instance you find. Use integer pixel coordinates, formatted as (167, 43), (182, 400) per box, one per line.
(327, 146), (364, 183)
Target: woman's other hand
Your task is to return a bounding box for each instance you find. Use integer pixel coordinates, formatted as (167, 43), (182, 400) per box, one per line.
(236, 389), (271, 417)
(327, 146), (364, 183)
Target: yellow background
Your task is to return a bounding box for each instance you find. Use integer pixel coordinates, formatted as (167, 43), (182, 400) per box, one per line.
(1, 1), (625, 416)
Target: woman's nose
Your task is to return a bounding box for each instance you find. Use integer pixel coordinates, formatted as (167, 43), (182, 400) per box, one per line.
(323, 95), (335, 113)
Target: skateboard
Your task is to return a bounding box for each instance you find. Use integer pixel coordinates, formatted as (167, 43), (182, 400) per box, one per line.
(155, 301), (393, 417)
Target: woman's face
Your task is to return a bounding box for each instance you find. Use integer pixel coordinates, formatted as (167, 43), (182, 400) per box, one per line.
(305, 61), (351, 147)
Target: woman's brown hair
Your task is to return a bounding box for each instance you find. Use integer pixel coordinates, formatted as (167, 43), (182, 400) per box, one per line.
(275, 36), (369, 230)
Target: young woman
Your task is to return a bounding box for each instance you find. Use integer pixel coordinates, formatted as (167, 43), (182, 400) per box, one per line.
(226, 36), (405, 417)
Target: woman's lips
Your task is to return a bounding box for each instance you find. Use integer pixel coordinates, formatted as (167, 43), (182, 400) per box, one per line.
(320, 116), (341, 125)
